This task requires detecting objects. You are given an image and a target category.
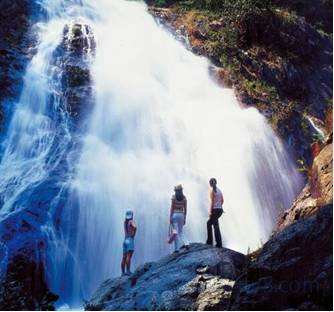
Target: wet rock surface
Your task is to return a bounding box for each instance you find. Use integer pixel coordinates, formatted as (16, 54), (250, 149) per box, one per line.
(54, 23), (95, 121)
(85, 243), (247, 311)
(0, 252), (59, 310)
(0, 0), (40, 134)
(0, 189), (65, 310)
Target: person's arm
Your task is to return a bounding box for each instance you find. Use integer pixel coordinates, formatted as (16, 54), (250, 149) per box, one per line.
(184, 199), (187, 225)
(131, 220), (137, 237)
(209, 191), (214, 217)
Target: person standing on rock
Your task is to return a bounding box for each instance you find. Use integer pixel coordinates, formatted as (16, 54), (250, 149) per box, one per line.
(206, 178), (224, 248)
(169, 184), (187, 253)
(121, 210), (137, 276)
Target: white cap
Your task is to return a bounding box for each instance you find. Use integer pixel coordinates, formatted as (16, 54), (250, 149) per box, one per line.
(125, 210), (133, 220)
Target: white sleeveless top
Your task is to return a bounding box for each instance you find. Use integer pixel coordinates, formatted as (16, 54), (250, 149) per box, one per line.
(212, 187), (223, 209)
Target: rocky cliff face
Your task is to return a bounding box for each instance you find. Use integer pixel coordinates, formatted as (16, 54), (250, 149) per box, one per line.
(230, 204), (332, 310)
(85, 244), (247, 311)
(277, 142), (333, 231)
(230, 140), (333, 310)
(148, 0), (333, 168)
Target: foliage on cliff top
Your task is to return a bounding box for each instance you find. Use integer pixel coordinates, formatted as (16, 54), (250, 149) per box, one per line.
(148, 0), (270, 14)
(147, 0), (333, 168)
(146, 0), (332, 34)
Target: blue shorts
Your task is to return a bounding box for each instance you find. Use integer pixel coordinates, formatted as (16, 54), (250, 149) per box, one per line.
(123, 237), (134, 254)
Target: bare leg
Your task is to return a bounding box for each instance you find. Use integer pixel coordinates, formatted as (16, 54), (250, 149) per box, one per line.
(121, 254), (127, 275)
(126, 251), (134, 273)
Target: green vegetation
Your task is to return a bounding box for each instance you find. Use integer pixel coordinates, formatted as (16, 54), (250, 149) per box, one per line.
(311, 133), (324, 144)
(242, 79), (277, 99)
(296, 158), (308, 173)
(147, 0), (332, 168)
(147, 0), (270, 13)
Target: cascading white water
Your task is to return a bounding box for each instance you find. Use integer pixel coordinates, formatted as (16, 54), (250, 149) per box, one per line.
(0, 0), (94, 304)
(57, 0), (303, 305)
(0, 10), (65, 219)
(0, 0), (303, 308)
(0, 0), (96, 219)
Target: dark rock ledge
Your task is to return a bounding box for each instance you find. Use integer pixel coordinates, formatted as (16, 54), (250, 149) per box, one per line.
(85, 243), (247, 311)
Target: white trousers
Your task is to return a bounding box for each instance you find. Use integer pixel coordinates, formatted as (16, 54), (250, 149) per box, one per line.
(171, 212), (185, 251)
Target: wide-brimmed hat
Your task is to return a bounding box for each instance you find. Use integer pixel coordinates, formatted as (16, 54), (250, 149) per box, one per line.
(174, 184), (183, 191)
(125, 210), (133, 220)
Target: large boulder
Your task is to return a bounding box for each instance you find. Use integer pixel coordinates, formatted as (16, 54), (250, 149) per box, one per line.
(85, 243), (247, 311)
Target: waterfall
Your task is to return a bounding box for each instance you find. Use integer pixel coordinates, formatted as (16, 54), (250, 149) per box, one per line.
(0, 0), (94, 305)
(0, 0), (303, 308)
(61, 0), (303, 305)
